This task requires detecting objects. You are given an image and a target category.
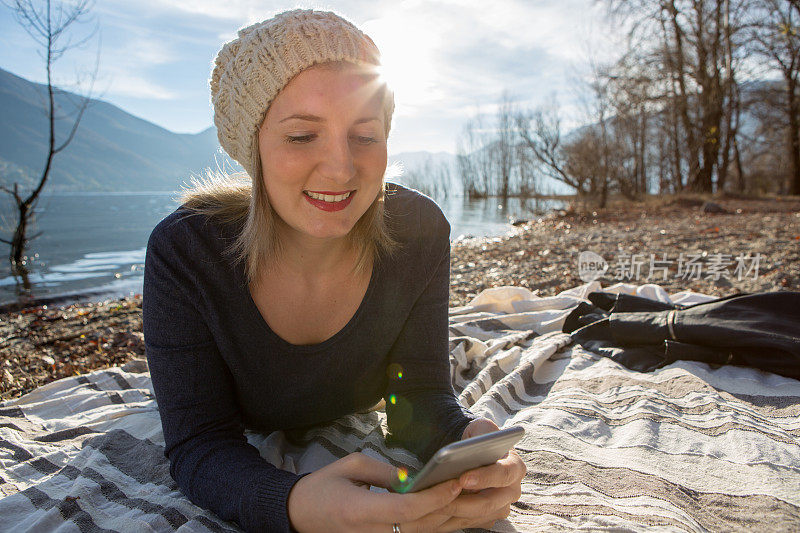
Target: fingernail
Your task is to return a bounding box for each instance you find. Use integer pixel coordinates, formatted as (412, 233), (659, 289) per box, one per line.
(463, 476), (476, 488)
(451, 481), (461, 495)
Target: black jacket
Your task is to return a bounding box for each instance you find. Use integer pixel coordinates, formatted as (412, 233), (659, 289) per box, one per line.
(563, 291), (800, 379)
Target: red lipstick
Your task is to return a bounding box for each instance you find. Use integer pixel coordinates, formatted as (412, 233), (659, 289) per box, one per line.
(303, 190), (355, 212)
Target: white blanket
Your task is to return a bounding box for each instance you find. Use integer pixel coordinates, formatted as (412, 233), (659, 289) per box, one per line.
(2, 282), (799, 532)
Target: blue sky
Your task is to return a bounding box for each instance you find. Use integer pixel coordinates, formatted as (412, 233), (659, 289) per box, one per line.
(0, 0), (610, 154)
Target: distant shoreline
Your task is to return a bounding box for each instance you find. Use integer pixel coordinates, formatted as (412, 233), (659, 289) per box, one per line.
(2, 191), (560, 309)
(2, 193), (796, 312)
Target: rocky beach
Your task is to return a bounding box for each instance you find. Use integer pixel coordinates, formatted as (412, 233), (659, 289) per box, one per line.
(2, 195), (798, 400)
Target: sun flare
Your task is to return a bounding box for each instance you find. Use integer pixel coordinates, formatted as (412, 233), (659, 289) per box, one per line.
(364, 13), (440, 114)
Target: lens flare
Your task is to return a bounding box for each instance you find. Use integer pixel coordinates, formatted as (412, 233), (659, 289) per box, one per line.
(387, 395), (412, 431)
(392, 467), (412, 493)
(387, 363), (404, 380)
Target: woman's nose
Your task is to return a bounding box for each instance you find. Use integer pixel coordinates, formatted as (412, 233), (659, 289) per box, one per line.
(319, 134), (356, 183)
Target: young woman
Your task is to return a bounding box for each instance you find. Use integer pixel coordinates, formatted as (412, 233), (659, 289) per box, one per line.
(143, 9), (525, 533)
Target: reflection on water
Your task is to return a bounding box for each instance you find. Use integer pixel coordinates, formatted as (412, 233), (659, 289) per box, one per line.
(443, 195), (563, 239)
(0, 191), (563, 305)
(0, 192), (177, 306)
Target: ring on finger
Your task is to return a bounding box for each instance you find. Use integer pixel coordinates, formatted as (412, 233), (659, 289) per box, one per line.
(392, 523), (401, 533)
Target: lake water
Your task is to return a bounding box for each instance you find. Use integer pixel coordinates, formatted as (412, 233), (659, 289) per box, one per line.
(0, 190), (562, 306)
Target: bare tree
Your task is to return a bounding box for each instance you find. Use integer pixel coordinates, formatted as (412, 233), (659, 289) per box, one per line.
(742, 80), (794, 193)
(516, 100), (592, 197)
(603, 0), (753, 193)
(606, 61), (661, 197)
(514, 140), (537, 196)
(456, 113), (494, 198)
(585, 60), (616, 206)
(397, 157), (454, 200)
(456, 96), (524, 200)
(494, 92), (518, 199)
(750, 0), (800, 195)
(0, 0), (97, 292)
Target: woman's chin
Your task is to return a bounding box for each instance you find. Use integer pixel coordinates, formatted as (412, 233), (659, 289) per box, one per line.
(300, 224), (357, 242)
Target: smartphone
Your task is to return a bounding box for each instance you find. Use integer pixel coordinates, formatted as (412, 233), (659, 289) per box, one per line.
(393, 426), (525, 493)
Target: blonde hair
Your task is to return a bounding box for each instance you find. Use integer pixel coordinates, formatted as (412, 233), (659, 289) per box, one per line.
(178, 144), (401, 285)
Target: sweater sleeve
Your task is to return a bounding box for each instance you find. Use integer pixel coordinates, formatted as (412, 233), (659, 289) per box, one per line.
(143, 216), (307, 533)
(384, 206), (478, 464)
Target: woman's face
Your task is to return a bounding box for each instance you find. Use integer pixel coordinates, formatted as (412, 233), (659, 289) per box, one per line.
(258, 62), (388, 247)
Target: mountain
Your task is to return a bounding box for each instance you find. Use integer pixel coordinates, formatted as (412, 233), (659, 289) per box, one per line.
(0, 67), (464, 194)
(0, 67), (240, 192)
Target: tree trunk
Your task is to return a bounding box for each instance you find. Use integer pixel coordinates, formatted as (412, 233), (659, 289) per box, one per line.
(690, 0), (724, 193)
(10, 203), (28, 268)
(669, 83), (684, 190)
(787, 75), (800, 195)
(639, 110), (648, 194)
(718, 0), (736, 193)
(734, 134), (745, 192)
(667, 0), (701, 188)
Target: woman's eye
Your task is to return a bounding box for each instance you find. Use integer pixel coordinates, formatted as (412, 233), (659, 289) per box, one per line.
(285, 134), (316, 144)
(353, 136), (378, 145)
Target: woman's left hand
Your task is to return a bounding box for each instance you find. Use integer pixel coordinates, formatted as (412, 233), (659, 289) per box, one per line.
(438, 418), (526, 531)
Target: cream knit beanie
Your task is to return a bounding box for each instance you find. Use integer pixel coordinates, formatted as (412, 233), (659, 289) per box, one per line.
(210, 9), (394, 179)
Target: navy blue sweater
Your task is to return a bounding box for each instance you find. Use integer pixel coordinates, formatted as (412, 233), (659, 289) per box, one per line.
(142, 183), (477, 532)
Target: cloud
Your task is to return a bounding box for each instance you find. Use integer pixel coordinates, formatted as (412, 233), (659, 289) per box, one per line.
(116, 0), (341, 23)
(134, 0), (394, 22)
(3, 0), (610, 151)
(354, 0), (604, 121)
(101, 71), (178, 100)
(91, 20), (181, 100)
(91, 0), (606, 114)
(116, 37), (177, 67)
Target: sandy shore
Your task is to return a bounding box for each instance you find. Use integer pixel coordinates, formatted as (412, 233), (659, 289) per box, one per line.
(2, 196), (798, 400)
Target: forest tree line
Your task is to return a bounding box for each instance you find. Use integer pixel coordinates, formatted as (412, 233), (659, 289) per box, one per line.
(454, 0), (800, 205)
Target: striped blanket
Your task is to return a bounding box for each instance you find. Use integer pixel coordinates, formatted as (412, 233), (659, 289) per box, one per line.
(1, 282), (799, 532)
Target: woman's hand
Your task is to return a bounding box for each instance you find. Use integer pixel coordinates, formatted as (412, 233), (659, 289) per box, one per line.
(287, 452), (464, 532)
(438, 417), (527, 531)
